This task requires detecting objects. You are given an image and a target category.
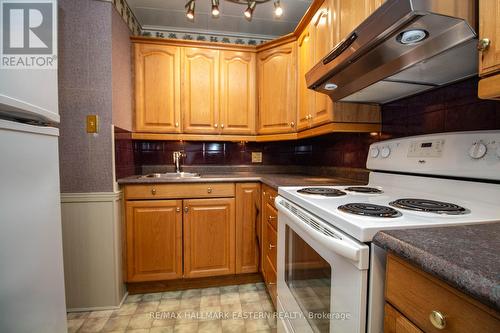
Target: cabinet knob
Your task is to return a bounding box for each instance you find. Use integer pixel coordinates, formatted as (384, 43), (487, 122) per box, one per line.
(268, 215), (276, 221)
(269, 244), (276, 250)
(176, 207), (181, 212)
(151, 188), (156, 195)
(290, 121), (295, 128)
(478, 38), (491, 51)
(214, 123), (218, 128)
(175, 122), (179, 127)
(268, 282), (276, 286)
(221, 124), (224, 129)
(429, 310), (446, 330)
(207, 187), (213, 193)
(184, 207), (189, 213)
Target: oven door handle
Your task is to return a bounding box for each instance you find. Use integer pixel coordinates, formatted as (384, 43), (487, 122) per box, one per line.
(276, 198), (367, 265)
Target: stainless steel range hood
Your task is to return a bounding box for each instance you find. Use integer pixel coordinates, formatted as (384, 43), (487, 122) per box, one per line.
(306, 0), (478, 104)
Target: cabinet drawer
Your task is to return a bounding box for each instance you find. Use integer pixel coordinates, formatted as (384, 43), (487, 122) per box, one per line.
(125, 183), (235, 200)
(265, 221), (277, 272)
(386, 254), (500, 333)
(384, 303), (423, 333)
(264, 202), (278, 231)
(264, 255), (277, 307)
(263, 185), (278, 209)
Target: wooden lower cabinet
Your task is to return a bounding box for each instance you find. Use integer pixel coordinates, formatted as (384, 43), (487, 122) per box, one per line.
(384, 303), (423, 333)
(235, 183), (261, 274)
(125, 200), (183, 282)
(261, 185), (278, 307)
(385, 254), (500, 333)
(183, 198), (236, 278)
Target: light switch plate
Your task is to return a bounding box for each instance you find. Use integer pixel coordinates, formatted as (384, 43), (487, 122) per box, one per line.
(252, 152), (263, 163)
(86, 115), (99, 133)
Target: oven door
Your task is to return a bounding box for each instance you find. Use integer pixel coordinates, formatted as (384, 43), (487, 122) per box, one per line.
(276, 197), (369, 333)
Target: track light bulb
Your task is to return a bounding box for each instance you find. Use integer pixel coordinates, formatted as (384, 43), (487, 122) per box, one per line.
(186, 0), (195, 20)
(211, 0), (220, 17)
(274, 1), (283, 17)
(244, 1), (256, 20)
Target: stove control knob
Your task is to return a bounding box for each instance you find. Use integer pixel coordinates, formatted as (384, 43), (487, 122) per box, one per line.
(469, 142), (487, 159)
(370, 147), (379, 158)
(381, 146), (391, 158)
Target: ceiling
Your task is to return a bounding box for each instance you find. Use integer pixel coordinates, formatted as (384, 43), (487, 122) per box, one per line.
(126, 0), (313, 39)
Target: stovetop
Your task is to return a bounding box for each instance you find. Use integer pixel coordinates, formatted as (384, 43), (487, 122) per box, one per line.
(278, 172), (500, 242)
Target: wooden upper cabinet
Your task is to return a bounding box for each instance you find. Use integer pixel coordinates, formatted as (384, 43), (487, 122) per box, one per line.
(257, 42), (297, 134)
(235, 183), (260, 274)
(220, 51), (257, 134)
(134, 44), (181, 133)
(479, 0), (500, 76)
(125, 200), (183, 282)
(297, 28), (315, 131)
(310, 2), (334, 127)
(182, 48), (220, 134)
(183, 198), (235, 278)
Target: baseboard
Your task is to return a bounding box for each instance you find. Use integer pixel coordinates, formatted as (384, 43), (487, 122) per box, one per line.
(127, 273), (264, 295)
(67, 292), (128, 313)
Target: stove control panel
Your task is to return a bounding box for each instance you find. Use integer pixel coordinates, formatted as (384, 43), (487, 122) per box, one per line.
(367, 131), (500, 181)
(407, 139), (444, 158)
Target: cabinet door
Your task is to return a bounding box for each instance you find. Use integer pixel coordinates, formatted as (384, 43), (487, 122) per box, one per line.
(134, 44), (181, 133)
(125, 200), (183, 282)
(297, 28), (314, 131)
(257, 43), (297, 134)
(310, 3), (334, 127)
(479, 0), (500, 76)
(235, 183), (260, 274)
(384, 303), (423, 333)
(183, 198), (235, 278)
(182, 48), (220, 134)
(220, 51), (257, 135)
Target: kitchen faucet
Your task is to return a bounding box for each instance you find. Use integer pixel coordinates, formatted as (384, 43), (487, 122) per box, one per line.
(173, 151), (184, 173)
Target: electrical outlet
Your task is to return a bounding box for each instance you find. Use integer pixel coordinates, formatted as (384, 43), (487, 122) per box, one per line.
(86, 115), (99, 133)
(252, 152), (263, 163)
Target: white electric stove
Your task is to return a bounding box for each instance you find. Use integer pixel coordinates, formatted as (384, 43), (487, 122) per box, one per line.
(275, 131), (500, 333)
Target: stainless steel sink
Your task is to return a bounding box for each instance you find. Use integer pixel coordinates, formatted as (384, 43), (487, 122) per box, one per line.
(139, 172), (201, 179)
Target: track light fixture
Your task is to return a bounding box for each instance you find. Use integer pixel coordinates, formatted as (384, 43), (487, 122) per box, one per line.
(184, 1), (281, 21)
(185, 0), (195, 20)
(274, 0), (282, 17)
(211, 0), (220, 17)
(244, 1), (256, 20)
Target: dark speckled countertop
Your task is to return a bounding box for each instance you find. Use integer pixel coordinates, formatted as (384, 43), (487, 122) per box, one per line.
(373, 223), (500, 311)
(117, 172), (364, 189)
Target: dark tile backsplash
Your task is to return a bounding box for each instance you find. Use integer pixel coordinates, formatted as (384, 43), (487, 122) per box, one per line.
(115, 77), (500, 179)
(381, 78), (500, 138)
(114, 127), (139, 179)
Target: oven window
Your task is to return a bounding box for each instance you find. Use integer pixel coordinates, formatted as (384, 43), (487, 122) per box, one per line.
(285, 226), (331, 333)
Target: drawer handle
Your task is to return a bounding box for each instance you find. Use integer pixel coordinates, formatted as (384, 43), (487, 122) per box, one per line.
(151, 188), (157, 195)
(176, 207), (181, 212)
(207, 187), (213, 193)
(268, 216), (276, 221)
(269, 244), (276, 250)
(429, 310), (446, 330)
(268, 282), (276, 286)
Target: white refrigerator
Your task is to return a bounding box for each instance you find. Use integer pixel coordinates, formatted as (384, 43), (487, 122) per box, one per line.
(0, 0), (67, 331)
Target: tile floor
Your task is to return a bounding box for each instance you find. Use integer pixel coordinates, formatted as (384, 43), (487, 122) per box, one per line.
(67, 282), (277, 333)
